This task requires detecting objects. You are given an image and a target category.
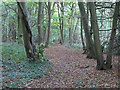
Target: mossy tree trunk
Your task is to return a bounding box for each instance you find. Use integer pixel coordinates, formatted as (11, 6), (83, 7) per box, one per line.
(80, 18), (85, 51)
(17, 3), (23, 44)
(78, 2), (95, 59)
(38, 2), (43, 45)
(45, 2), (51, 47)
(88, 2), (105, 70)
(106, 2), (120, 69)
(17, 2), (36, 61)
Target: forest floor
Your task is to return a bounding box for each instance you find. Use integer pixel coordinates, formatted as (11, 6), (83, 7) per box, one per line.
(25, 44), (119, 88)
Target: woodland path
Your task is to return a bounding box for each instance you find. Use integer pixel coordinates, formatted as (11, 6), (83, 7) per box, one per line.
(26, 44), (118, 88)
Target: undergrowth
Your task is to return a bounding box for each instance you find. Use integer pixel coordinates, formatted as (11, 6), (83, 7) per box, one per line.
(2, 42), (52, 88)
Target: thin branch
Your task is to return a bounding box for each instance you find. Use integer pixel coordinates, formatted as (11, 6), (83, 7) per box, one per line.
(4, 3), (18, 14)
(96, 3), (115, 9)
(51, 2), (56, 16)
(99, 27), (120, 31)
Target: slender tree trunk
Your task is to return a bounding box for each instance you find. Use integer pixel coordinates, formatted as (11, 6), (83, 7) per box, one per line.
(42, 3), (47, 45)
(57, 3), (64, 45)
(68, 3), (75, 46)
(60, 2), (64, 44)
(8, 23), (13, 41)
(2, 26), (7, 42)
(57, 3), (62, 43)
(2, 3), (8, 42)
(17, 2), (36, 60)
(68, 19), (72, 46)
(45, 2), (51, 47)
(2, 16), (8, 42)
(106, 2), (119, 69)
(71, 15), (76, 44)
(43, 26), (46, 44)
(71, 5), (77, 44)
(88, 2), (104, 70)
(78, 2), (95, 59)
(73, 18), (79, 43)
(18, 4), (23, 44)
(74, 18), (79, 34)
(12, 24), (16, 42)
(38, 2), (43, 45)
(80, 18), (85, 51)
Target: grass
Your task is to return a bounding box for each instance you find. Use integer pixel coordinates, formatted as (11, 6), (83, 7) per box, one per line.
(2, 42), (53, 88)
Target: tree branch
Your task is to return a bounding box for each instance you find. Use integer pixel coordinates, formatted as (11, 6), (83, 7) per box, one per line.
(4, 3), (18, 14)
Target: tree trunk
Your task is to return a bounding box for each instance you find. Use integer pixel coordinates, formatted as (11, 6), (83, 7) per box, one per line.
(106, 2), (119, 69)
(8, 23), (13, 41)
(38, 2), (43, 45)
(42, 3), (47, 45)
(68, 3), (75, 46)
(43, 26), (46, 44)
(2, 15), (8, 42)
(68, 19), (72, 46)
(12, 28), (16, 42)
(45, 2), (51, 47)
(88, 2), (104, 70)
(57, 3), (64, 45)
(78, 2), (95, 59)
(74, 18), (79, 34)
(80, 18), (85, 51)
(2, 3), (8, 42)
(18, 4), (23, 44)
(73, 18), (79, 43)
(17, 2), (36, 61)
(71, 15), (76, 44)
(60, 2), (64, 44)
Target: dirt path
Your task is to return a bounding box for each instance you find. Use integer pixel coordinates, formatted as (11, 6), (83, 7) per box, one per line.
(27, 44), (119, 88)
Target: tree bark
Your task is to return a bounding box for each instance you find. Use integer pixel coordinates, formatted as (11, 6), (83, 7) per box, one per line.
(17, 2), (36, 60)
(2, 2), (8, 42)
(17, 3), (23, 44)
(68, 3), (75, 46)
(45, 2), (51, 47)
(8, 22), (15, 41)
(78, 2), (95, 59)
(57, 2), (64, 45)
(38, 2), (43, 45)
(68, 19), (72, 46)
(80, 18), (85, 51)
(106, 2), (120, 69)
(88, 2), (104, 70)
(42, 3), (47, 45)
(60, 2), (64, 44)
(2, 11), (8, 42)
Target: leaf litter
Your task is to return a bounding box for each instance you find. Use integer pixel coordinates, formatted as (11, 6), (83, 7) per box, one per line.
(2, 43), (119, 88)
(24, 44), (119, 88)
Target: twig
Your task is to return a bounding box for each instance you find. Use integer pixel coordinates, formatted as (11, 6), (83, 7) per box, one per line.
(4, 3), (18, 14)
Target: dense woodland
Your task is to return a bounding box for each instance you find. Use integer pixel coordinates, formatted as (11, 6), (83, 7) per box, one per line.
(1, 1), (120, 88)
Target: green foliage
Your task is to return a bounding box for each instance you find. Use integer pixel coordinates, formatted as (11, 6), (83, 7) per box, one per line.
(2, 42), (26, 62)
(72, 44), (83, 49)
(35, 43), (46, 62)
(2, 42), (52, 88)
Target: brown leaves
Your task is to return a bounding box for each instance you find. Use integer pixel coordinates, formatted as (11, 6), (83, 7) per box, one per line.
(21, 44), (119, 88)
